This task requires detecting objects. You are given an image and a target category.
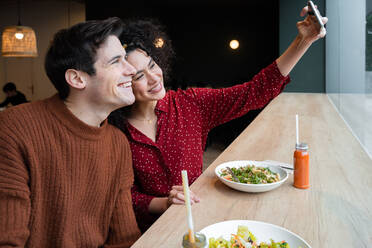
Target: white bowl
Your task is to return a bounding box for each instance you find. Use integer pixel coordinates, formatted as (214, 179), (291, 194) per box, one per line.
(200, 220), (311, 248)
(215, 160), (288, 193)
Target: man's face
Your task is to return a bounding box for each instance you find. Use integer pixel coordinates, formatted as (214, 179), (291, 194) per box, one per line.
(85, 35), (136, 110)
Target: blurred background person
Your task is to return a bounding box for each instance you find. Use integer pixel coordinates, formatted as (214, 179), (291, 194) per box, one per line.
(0, 82), (28, 108)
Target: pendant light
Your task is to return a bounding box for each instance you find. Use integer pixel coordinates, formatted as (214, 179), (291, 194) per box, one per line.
(1, 0), (38, 57)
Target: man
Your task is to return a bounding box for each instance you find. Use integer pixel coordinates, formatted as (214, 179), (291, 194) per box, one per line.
(0, 17), (141, 247)
(0, 82), (28, 107)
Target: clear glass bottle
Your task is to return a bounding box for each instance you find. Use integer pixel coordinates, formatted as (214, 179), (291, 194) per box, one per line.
(182, 232), (206, 248)
(293, 142), (309, 189)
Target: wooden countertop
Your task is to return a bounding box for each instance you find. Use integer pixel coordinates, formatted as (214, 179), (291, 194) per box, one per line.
(131, 93), (372, 247)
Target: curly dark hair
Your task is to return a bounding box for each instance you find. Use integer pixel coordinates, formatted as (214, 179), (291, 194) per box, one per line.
(120, 18), (175, 81)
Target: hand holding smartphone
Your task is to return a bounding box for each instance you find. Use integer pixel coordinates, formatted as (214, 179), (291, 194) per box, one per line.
(307, 0), (326, 34)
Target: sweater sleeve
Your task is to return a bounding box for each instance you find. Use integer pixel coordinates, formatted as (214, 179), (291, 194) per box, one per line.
(187, 61), (290, 131)
(104, 187), (141, 248)
(0, 117), (31, 246)
(104, 137), (141, 248)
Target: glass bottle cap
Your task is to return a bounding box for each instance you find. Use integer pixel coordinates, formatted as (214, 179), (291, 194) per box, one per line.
(296, 142), (308, 150)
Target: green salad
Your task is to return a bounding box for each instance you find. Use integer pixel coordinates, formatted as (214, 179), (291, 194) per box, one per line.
(208, 225), (290, 248)
(220, 165), (280, 184)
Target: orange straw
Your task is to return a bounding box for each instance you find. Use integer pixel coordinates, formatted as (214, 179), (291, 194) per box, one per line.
(181, 170), (195, 243)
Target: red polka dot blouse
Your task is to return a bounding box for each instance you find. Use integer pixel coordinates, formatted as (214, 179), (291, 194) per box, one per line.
(122, 61), (290, 231)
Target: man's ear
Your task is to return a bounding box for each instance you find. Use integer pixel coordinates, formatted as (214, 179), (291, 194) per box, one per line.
(65, 69), (87, 89)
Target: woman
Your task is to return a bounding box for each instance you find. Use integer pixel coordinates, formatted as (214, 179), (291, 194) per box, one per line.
(109, 7), (328, 232)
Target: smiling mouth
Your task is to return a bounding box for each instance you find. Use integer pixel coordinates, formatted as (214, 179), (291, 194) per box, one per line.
(149, 82), (162, 92)
(118, 82), (132, 88)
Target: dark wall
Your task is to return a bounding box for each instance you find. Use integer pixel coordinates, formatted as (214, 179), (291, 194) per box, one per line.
(86, 0), (279, 146)
(87, 0), (278, 88)
(279, 0), (326, 93)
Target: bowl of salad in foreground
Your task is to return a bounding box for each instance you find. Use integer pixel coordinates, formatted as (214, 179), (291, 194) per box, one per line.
(215, 160), (288, 193)
(200, 220), (311, 248)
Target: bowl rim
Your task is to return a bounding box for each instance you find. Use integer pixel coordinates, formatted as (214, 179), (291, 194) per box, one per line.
(200, 219), (311, 248)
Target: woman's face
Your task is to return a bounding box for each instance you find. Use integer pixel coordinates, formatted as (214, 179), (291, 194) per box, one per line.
(126, 49), (166, 103)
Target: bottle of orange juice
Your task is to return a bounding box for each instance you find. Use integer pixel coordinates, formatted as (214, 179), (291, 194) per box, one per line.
(293, 142), (309, 189)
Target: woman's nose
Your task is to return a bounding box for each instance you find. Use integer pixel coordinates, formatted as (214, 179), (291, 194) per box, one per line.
(147, 71), (160, 83)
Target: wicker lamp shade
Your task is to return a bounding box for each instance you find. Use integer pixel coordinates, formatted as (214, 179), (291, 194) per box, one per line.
(2, 25), (38, 57)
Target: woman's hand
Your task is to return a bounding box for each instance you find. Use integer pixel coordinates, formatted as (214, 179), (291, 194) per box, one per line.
(297, 6), (328, 44)
(167, 185), (201, 207)
(276, 5), (328, 76)
(148, 185), (201, 214)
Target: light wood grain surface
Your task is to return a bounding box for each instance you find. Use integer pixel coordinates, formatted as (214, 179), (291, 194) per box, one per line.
(131, 93), (372, 247)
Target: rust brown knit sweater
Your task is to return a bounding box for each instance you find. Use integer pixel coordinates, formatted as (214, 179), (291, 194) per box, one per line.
(0, 94), (141, 247)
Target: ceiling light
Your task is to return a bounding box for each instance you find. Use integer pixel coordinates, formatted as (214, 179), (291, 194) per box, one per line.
(1, 0), (38, 57)
(229, 40), (239, 50)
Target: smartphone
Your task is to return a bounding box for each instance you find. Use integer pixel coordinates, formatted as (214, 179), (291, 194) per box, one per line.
(307, 0), (325, 29)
